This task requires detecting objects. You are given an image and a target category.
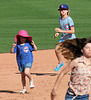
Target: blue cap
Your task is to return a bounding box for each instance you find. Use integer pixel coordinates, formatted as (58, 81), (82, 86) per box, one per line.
(58, 4), (69, 10)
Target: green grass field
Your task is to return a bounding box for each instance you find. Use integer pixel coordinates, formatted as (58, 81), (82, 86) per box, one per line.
(0, 0), (91, 53)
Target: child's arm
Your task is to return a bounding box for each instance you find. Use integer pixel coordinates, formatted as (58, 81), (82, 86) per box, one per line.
(10, 43), (16, 53)
(54, 27), (75, 38)
(55, 27), (75, 34)
(51, 59), (77, 100)
(31, 41), (37, 51)
(54, 32), (60, 39)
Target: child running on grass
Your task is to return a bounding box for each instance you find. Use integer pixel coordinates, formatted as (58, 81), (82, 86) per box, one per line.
(54, 4), (76, 71)
(10, 30), (37, 94)
(51, 38), (91, 100)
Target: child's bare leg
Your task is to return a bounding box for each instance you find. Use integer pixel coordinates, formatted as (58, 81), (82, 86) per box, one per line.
(21, 72), (26, 89)
(24, 68), (35, 88)
(24, 68), (31, 82)
(19, 72), (27, 93)
(55, 45), (63, 64)
(55, 51), (63, 64)
(54, 45), (65, 71)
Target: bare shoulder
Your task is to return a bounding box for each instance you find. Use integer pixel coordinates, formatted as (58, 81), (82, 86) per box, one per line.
(70, 58), (78, 66)
(63, 58), (78, 72)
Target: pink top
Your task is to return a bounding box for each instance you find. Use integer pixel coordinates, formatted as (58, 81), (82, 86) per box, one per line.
(69, 56), (91, 95)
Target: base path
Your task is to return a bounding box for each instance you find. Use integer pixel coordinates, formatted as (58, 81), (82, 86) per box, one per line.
(0, 49), (91, 100)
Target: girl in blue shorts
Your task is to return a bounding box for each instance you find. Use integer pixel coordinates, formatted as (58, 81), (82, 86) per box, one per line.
(10, 30), (37, 93)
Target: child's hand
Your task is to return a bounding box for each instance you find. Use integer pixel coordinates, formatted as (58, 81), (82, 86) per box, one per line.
(54, 33), (59, 38)
(31, 40), (35, 45)
(13, 43), (16, 48)
(31, 40), (37, 51)
(55, 28), (62, 33)
(10, 43), (16, 53)
(51, 89), (57, 100)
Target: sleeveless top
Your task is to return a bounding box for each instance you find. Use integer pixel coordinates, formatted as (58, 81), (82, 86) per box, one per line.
(69, 56), (91, 95)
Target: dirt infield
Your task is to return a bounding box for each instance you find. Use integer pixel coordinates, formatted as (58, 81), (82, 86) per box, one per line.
(0, 49), (91, 100)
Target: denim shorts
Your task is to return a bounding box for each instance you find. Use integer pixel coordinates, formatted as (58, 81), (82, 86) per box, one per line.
(65, 88), (89, 100)
(19, 63), (32, 72)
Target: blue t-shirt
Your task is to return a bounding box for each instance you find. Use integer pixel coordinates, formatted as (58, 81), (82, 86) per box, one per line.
(59, 16), (76, 40)
(14, 42), (34, 67)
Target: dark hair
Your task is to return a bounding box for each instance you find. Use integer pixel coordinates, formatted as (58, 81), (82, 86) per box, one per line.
(56, 38), (91, 60)
(17, 37), (31, 44)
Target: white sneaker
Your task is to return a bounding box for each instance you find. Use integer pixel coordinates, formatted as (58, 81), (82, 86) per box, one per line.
(19, 89), (27, 94)
(30, 80), (35, 89)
